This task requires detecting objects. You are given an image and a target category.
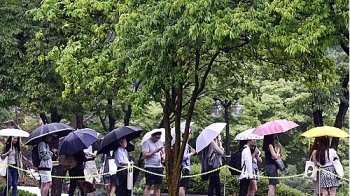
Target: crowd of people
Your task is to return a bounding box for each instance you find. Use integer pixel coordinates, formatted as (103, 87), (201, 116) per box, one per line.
(0, 126), (342, 196)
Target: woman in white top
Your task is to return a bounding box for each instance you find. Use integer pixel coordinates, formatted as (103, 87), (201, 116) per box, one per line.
(312, 136), (339, 196)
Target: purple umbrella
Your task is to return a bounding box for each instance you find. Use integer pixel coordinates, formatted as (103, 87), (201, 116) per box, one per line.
(58, 128), (99, 155)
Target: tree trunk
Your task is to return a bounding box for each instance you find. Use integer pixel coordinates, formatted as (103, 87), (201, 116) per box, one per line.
(331, 74), (349, 150)
(108, 98), (116, 130)
(49, 107), (64, 196)
(312, 109), (323, 127)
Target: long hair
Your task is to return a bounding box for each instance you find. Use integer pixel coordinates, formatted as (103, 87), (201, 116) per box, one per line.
(309, 137), (322, 157)
(5, 136), (20, 152)
(262, 134), (274, 151)
(316, 136), (330, 165)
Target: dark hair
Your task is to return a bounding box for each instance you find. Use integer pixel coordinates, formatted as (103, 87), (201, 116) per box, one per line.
(309, 137), (322, 157)
(5, 136), (20, 152)
(151, 132), (162, 137)
(238, 140), (249, 150)
(316, 136), (330, 165)
(262, 134), (274, 151)
(118, 137), (127, 146)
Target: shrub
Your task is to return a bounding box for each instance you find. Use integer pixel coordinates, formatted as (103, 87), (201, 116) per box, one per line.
(0, 184), (36, 196)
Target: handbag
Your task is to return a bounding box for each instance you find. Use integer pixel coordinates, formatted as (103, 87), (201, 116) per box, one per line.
(273, 157), (286, 171)
(207, 151), (221, 171)
(304, 158), (317, 181)
(108, 159), (117, 173)
(333, 158), (344, 177)
(0, 156), (8, 177)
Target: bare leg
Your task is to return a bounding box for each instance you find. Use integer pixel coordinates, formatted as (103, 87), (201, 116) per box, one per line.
(179, 187), (185, 196)
(153, 184), (161, 196)
(248, 180), (257, 196)
(329, 186), (337, 196)
(90, 179), (96, 196)
(321, 187), (328, 196)
(144, 184), (152, 196)
(40, 182), (51, 196)
(109, 184), (116, 196)
(268, 185), (275, 196)
(105, 184), (111, 195)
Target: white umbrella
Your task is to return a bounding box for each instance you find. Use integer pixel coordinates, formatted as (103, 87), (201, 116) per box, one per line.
(196, 122), (226, 152)
(234, 128), (264, 140)
(171, 122), (195, 145)
(0, 128), (29, 137)
(140, 128), (165, 146)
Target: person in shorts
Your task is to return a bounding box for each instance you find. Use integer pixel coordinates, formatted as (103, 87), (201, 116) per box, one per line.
(38, 134), (56, 196)
(142, 131), (164, 196)
(100, 151), (119, 196)
(179, 126), (196, 196)
(83, 142), (100, 196)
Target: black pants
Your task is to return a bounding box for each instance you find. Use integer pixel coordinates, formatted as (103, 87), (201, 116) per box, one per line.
(116, 169), (131, 196)
(68, 168), (85, 196)
(239, 178), (250, 196)
(208, 170), (222, 196)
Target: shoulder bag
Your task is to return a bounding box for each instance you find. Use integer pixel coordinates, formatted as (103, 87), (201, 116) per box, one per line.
(303, 157), (317, 181)
(0, 156), (8, 176)
(207, 151), (221, 171)
(273, 157), (286, 171)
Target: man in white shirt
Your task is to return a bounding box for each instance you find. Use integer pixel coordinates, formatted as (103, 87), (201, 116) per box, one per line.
(141, 131), (165, 196)
(237, 139), (255, 196)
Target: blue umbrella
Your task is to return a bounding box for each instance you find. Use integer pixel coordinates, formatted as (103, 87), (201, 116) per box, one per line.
(25, 123), (74, 145)
(58, 128), (99, 155)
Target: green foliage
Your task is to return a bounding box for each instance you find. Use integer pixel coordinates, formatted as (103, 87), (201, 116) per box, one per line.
(160, 164), (310, 195)
(0, 185), (36, 196)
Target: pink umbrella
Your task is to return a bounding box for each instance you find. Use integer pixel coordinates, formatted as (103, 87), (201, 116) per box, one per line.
(252, 119), (299, 136)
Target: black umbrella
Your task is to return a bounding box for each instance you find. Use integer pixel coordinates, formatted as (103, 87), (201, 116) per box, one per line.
(98, 126), (144, 154)
(58, 128), (99, 155)
(25, 123), (74, 145)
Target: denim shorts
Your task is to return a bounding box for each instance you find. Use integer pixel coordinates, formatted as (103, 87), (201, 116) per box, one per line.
(145, 167), (164, 185)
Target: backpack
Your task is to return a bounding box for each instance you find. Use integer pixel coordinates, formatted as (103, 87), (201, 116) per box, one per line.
(229, 146), (246, 175)
(59, 154), (77, 170)
(32, 145), (40, 167)
(200, 145), (211, 180)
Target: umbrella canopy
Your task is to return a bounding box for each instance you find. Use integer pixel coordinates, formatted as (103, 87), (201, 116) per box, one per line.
(301, 126), (349, 138)
(141, 128), (165, 146)
(0, 128), (30, 137)
(252, 119), (299, 136)
(170, 122), (195, 145)
(98, 126), (144, 154)
(234, 128), (264, 140)
(25, 123), (74, 145)
(58, 128), (99, 155)
(196, 122), (226, 152)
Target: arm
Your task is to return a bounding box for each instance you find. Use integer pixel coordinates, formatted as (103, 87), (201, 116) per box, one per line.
(268, 144), (280, 159)
(243, 148), (253, 178)
(141, 142), (162, 159)
(1, 145), (12, 159)
(39, 143), (52, 161)
(211, 141), (224, 155)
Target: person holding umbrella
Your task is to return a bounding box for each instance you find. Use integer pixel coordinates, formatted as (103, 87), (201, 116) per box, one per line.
(115, 137), (134, 196)
(262, 134), (282, 196)
(312, 136), (340, 196)
(1, 136), (24, 196)
(38, 134), (57, 196)
(83, 141), (100, 196)
(142, 131), (164, 196)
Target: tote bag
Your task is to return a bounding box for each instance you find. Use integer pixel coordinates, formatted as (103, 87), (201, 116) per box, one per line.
(333, 158), (344, 177)
(0, 156), (8, 177)
(304, 160), (317, 181)
(108, 159), (118, 174)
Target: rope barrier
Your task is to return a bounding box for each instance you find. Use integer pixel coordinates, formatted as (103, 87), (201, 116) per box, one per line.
(2, 164), (348, 183)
